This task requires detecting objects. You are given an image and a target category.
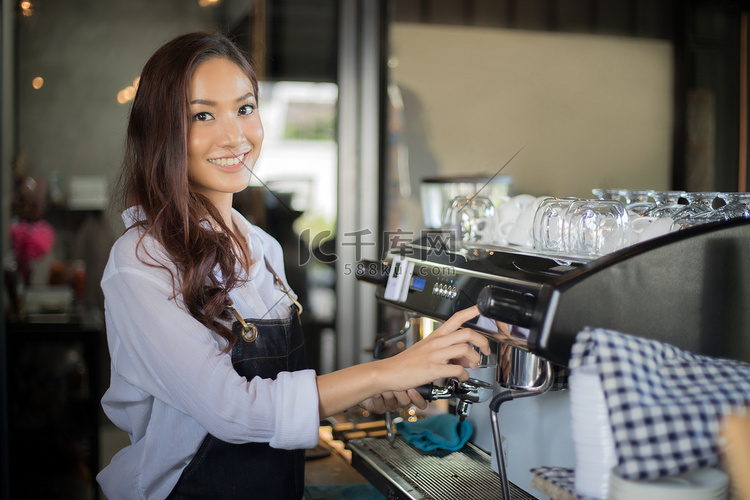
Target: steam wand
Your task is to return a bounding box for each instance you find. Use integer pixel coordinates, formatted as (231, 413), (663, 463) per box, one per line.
(489, 359), (554, 500)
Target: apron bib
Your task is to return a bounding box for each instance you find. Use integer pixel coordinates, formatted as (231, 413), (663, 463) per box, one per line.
(167, 310), (307, 500)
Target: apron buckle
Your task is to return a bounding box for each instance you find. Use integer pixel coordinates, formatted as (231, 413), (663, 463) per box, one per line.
(229, 302), (258, 342)
(240, 323), (258, 342)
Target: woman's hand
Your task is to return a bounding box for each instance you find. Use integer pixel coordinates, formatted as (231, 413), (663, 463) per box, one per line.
(316, 305), (490, 419)
(379, 306), (490, 393)
(359, 389), (428, 414)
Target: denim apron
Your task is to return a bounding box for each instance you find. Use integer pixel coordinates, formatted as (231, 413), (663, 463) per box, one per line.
(167, 262), (307, 500)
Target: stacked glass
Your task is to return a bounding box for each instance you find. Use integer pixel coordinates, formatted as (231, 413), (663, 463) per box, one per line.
(530, 190), (750, 259)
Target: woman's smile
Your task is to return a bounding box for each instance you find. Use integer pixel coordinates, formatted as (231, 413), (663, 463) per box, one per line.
(207, 151), (250, 170)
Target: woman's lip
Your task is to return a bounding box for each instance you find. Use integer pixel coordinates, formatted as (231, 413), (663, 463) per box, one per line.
(207, 152), (249, 169)
(208, 153), (248, 172)
(209, 151), (248, 161)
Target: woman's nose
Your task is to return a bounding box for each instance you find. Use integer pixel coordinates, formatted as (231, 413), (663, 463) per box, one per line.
(218, 117), (245, 147)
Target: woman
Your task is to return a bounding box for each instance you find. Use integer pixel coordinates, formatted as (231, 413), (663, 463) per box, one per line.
(97, 31), (489, 500)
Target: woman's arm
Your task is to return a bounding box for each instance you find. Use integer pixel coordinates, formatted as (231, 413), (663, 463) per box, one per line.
(316, 306), (489, 418)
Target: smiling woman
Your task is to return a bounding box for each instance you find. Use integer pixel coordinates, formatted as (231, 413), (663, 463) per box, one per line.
(186, 57), (263, 220)
(97, 31), (490, 500)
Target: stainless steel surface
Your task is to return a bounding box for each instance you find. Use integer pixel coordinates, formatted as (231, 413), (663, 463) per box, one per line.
(499, 346), (552, 391)
(349, 436), (537, 499)
(450, 378), (494, 421)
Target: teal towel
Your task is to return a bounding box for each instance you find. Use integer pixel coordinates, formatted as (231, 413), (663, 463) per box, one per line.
(395, 413), (472, 451)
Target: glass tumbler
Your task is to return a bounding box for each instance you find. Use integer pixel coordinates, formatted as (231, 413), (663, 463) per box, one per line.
(564, 200), (629, 257)
(671, 191), (718, 219)
(532, 197), (581, 253)
(620, 189), (654, 216)
(591, 188), (623, 202)
(441, 195), (496, 245)
(710, 192), (750, 220)
(670, 192), (719, 231)
(672, 192), (750, 230)
(643, 190), (685, 218)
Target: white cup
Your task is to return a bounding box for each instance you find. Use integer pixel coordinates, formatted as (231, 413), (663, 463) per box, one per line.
(496, 194), (536, 222)
(636, 217), (674, 243)
(496, 220), (515, 244)
(625, 216), (657, 246)
(507, 196), (550, 248)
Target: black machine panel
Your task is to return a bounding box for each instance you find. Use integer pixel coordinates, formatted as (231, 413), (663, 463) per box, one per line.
(359, 218), (750, 366)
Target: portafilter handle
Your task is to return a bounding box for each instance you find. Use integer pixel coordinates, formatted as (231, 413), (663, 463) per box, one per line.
(417, 377), (494, 421)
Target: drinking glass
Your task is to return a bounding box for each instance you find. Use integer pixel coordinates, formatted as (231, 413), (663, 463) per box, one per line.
(591, 188), (623, 202)
(671, 214), (714, 231)
(619, 189), (654, 215)
(711, 192), (750, 220)
(673, 192), (750, 229)
(643, 190), (685, 218)
(670, 191), (718, 219)
(532, 197), (581, 253)
(564, 199), (629, 257)
(441, 195), (496, 245)
(668, 191), (718, 231)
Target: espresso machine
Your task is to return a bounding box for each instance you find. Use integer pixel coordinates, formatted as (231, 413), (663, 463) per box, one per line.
(350, 217), (750, 499)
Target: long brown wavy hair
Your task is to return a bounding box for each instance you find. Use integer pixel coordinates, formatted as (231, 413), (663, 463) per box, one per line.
(115, 32), (259, 348)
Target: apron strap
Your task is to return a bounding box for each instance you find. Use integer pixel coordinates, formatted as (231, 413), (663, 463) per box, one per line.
(227, 257), (303, 339)
(263, 257), (304, 316)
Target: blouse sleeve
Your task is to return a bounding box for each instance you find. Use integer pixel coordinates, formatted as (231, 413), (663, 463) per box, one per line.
(101, 236), (320, 449)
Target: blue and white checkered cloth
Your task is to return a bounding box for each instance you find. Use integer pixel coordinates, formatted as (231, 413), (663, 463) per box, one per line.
(531, 467), (597, 500)
(568, 327), (750, 481)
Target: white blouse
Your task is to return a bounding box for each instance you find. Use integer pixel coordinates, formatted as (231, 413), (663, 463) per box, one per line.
(96, 207), (320, 500)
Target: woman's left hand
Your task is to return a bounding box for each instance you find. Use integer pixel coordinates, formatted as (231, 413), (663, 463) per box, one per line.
(359, 389), (428, 414)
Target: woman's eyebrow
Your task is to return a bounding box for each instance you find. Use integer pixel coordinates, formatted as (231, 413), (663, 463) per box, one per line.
(190, 98), (215, 106)
(236, 92), (255, 102)
(190, 92), (255, 106)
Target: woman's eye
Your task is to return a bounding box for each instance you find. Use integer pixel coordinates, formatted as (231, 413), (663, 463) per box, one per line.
(193, 111), (212, 122)
(238, 104), (256, 116)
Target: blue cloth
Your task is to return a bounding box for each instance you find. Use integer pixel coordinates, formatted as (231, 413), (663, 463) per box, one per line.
(396, 413), (472, 451)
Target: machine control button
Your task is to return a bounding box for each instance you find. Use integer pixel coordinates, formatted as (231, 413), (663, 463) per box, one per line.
(432, 282), (458, 299)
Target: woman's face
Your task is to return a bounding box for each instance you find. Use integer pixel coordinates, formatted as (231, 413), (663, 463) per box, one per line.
(187, 57), (263, 209)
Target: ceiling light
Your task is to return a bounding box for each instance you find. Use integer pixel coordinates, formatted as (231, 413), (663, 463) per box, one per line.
(20, 1), (33, 16)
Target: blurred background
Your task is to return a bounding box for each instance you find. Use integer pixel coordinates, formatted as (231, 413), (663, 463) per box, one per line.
(1, 0), (748, 498)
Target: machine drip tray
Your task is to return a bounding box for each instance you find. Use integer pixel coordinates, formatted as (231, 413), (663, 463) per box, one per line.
(348, 437), (538, 500)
